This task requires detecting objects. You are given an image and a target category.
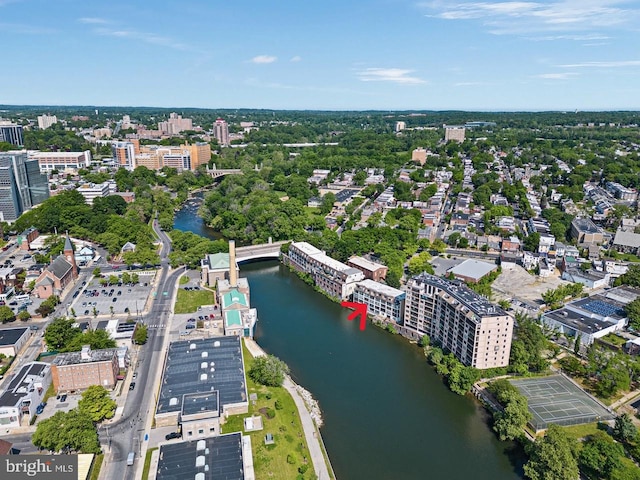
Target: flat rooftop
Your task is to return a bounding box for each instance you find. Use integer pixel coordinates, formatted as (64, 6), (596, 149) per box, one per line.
(447, 259), (497, 281)
(355, 279), (404, 299)
(411, 273), (507, 318)
(0, 362), (49, 407)
(544, 307), (617, 335)
(0, 327), (29, 346)
(573, 217), (599, 234)
(182, 391), (219, 417)
(156, 432), (244, 480)
(157, 336), (246, 416)
(348, 256), (387, 272)
(52, 348), (117, 366)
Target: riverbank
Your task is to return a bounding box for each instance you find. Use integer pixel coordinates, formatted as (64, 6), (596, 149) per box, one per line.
(244, 338), (334, 480)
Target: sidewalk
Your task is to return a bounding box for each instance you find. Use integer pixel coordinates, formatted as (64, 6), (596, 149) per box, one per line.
(244, 338), (332, 480)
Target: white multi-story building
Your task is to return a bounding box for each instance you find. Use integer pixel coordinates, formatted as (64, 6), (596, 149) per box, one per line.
(30, 150), (91, 173)
(76, 182), (110, 205)
(37, 114), (57, 130)
(353, 279), (405, 324)
(0, 362), (51, 428)
(444, 125), (466, 143)
(404, 274), (513, 369)
(287, 242), (364, 300)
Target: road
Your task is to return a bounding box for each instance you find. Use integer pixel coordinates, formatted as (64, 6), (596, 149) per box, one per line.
(2, 220), (180, 480)
(99, 220), (180, 480)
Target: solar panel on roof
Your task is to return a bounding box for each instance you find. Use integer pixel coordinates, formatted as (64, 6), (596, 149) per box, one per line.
(582, 300), (624, 317)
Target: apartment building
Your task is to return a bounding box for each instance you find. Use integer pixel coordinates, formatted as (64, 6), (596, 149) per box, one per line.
(287, 242), (364, 300)
(51, 345), (119, 393)
(158, 112), (193, 135)
(213, 118), (229, 146)
(30, 150), (91, 172)
(347, 256), (388, 281)
(404, 274), (513, 369)
(37, 114), (57, 130)
(353, 279), (405, 324)
(186, 142), (211, 170)
(444, 125), (466, 143)
(571, 217), (604, 245)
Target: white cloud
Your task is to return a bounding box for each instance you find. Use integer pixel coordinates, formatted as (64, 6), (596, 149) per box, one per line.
(558, 60), (640, 68)
(94, 27), (192, 51)
(290, 56), (302, 62)
(357, 68), (426, 85)
(536, 72), (578, 79)
(251, 55), (277, 64)
(78, 17), (109, 24)
(422, 1), (640, 35)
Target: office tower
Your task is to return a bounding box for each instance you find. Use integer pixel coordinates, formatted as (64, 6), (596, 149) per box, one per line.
(0, 121), (24, 146)
(111, 141), (136, 170)
(0, 152), (49, 222)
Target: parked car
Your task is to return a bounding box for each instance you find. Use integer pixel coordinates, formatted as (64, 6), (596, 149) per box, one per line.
(59, 394), (67, 402)
(132, 372), (137, 380)
(129, 382), (136, 390)
(165, 431), (182, 441)
(35, 402), (46, 414)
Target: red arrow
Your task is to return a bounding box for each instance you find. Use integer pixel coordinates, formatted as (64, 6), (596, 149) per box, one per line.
(340, 301), (368, 331)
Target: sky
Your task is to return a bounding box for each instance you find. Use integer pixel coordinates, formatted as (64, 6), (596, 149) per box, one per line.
(1, 0), (640, 110)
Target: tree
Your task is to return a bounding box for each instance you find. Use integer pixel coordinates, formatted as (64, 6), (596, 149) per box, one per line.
(493, 392), (531, 441)
(578, 431), (624, 480)
(0, 305), (16, 323)
(64, 329), (116, 352)
(133, 324), (148, 345)
(524, 424), (579, 480)
(17, 310), (31, 321)
(407, 251), (434, 275)
(44, 318), (80, 351)
(32, 410), (101, 454)
(92, 267), (101, 277)
(624, 298), (640, 331)
(77, 385), (116, 422)
(419, 335), (430, 348)
(248, 355), (290, 387)
(613, 414), (638, 444)
(596, 365), (630, 399)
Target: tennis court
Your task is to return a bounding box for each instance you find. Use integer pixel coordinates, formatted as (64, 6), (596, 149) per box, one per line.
(510, 375), (614, 431)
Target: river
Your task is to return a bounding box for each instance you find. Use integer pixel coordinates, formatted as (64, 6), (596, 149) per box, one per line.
(175, 201), (525, 480)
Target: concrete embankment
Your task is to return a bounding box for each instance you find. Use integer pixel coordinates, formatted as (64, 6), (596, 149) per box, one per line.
(244, 338), (334, 480)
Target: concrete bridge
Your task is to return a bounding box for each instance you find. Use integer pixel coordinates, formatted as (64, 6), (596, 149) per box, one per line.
(206, 165), (243, 179)
(236, 240), (290, 263)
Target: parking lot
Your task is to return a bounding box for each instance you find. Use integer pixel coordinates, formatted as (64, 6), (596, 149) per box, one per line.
(69, 271), (157, 320)
(34, 392), (83, 422)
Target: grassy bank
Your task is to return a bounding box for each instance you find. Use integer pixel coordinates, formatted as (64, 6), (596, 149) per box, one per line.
(141, 447), (158, 480)
(222, 341), (316, 480)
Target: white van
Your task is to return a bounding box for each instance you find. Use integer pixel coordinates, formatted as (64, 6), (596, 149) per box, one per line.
(127, 452), (135, 466)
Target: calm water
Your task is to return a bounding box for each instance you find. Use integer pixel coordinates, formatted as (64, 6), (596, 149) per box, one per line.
(175, 208), (524, 480)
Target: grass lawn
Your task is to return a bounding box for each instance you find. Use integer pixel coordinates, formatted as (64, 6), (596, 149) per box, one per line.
(174, 289), (216, 314)
(141, 447), (158, 480)
(221, 341), (316, 480)
(601, 333), (626, 347)
(561, 422), (601, 441)
(179, 275), (190, 285)
(89, 454), (103, 480)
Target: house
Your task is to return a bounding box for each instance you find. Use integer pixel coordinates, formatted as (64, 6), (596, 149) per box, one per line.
(501, 236), (521, 253)
(561, 268), (610, 289)
(75, 245), (95, 265)
(612, 229), (640, 255)
(34, 235), (78, 299)
(347, 256), (388, 282)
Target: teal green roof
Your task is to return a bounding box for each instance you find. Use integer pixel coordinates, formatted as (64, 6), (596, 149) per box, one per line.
(206, 253), (230, 270)
(225, 310), (242, 327)
(222, 289), (248, 309)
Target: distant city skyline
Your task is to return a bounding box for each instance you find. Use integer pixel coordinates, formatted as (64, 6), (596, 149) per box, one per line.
(1, 0), (639, 110)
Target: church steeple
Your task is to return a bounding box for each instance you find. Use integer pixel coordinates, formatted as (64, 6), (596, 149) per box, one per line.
(63, 232), (78, 277)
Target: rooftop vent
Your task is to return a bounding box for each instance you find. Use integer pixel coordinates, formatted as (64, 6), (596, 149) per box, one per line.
(200, 373), (207, 381)
(201, 362), (208, 369)
(196, 440), (206, 451)
(190, 343), (196, 350)
(195, 455), (205, 467)
(214, 341), (221, 347)
(201, 351), (208, 358)
(169, 397), (178, 406)
(195, 474), (205, 480)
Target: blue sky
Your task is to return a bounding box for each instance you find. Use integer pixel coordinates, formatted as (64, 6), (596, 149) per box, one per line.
(1, 0), (639, 110)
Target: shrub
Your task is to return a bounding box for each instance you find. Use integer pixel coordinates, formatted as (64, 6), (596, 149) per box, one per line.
(275, 400), (283, 410)
(287, 454), (296, 465)
(298, 464), (309, 474)
(265, 408), (276, 419)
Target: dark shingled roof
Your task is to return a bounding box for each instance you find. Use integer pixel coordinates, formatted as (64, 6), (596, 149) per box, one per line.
(47, 255), (72, 280)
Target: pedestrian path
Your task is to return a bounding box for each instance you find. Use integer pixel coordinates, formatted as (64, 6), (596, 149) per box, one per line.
(244, 338), (332, 480)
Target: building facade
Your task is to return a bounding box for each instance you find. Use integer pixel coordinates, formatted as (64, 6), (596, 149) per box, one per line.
(0, 327), (31, 357)
(0, 362), (51, 428)
(0, 122), (23, 146)
(0, 152), (49, 222)
(287, 242), (365, 300)
(347, 256), (388, 282)
(404, 274), (513, 369)
(111, 142), (136, 170)
(37, 115), (57, 130)
(30, 150), (91, 173)
(34, 235), (78, 299)
(213, 118), (229, 146)
(51, 346), (119, 393)
(444, 126), (466, 143)
(352, 279), (405, 324)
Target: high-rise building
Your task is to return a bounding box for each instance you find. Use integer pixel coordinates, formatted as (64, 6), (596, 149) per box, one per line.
(403, 274), (513, 369)
(111, 141), (136, 170)
(395, 121), (406, 132)
(444, 125), (466, 143)
(213, 118), (229, 146)
(0, 121), (24, 146)
(37, 114), (58, 130)
(0, 152), (49, 222)
(158, 112), (193, 135)
(184, 142), (211, 170)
